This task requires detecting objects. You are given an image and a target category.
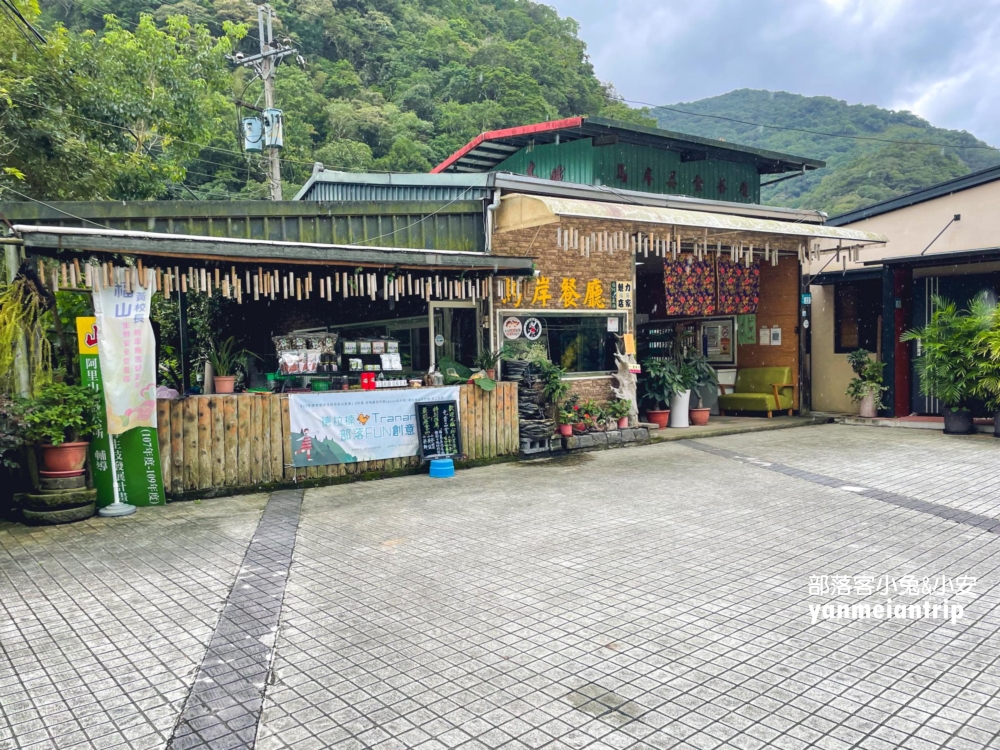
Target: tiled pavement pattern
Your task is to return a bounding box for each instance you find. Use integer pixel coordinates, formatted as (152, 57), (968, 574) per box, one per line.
(698, 424), (1000, 521)
(683, 440), (1000, 535)
(0, 494), (268, 750)
(168, 490), (303, 750)
(258, 431), (1000, 750)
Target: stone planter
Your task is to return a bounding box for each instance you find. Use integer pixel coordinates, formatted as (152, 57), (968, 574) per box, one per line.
(858, 393), (877, 418)
(669, 390), (691, 428)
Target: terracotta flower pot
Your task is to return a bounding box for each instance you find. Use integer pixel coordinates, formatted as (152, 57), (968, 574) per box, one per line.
(486, 369), (496, 380)
(214, 376), (236, 394)
(689, 408), (711, 426)
(573, 422), (586, 433)
(617, 417), (629, 429)
(559, 424), (573, 437)
(39, 441), (89, 473)
(646, 409), (670, 429)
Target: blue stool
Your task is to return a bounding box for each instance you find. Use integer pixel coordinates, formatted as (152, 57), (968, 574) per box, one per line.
(429, 458), (455, 478)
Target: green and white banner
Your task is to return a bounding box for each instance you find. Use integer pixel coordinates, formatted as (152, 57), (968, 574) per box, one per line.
(87, 279), (165, 507)
(289, 387), (460, 467)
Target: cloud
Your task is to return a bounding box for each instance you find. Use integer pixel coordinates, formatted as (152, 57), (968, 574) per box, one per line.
(547, 0), (1000, 144)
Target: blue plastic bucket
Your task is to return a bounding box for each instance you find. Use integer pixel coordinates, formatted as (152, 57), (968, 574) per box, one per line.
(429, 458), (455, 478)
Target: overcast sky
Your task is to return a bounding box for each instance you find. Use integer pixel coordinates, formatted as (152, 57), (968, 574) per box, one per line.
(545, 0), (1000, 146)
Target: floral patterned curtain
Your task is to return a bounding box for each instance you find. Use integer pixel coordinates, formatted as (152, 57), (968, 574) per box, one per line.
(663, 257), (716, 317)
(717, 257), (760, 314)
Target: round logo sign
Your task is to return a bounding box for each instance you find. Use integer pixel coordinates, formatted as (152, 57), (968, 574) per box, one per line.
(434, 333), (445, 347)
(502, 317), (523, 340)
(523, 317), (543, 341)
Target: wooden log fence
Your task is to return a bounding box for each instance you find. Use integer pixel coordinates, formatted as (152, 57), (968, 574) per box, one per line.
(156, 383), (519, 495)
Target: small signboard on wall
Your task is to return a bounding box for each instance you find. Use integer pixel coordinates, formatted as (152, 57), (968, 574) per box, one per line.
(760, 327), (771, 345)
(770, 327), (782, 346)
(612, 281), (633, 311)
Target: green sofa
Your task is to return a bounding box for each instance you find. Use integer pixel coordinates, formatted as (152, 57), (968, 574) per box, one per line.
(717, 366), (797, 418)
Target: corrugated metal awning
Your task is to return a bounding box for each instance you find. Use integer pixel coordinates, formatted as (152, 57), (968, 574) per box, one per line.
(9, 225), (534, 275)
(496, 194), (888, 244)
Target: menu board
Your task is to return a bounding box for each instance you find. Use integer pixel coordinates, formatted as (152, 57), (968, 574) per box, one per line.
(415, 400), (461, 459)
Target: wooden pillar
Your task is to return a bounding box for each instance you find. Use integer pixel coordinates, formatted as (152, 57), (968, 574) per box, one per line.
(178, 290), (191, 394)
(799, 261), (811, 414)
(880, 264), (913, 417)
(893, 265), (913, 417)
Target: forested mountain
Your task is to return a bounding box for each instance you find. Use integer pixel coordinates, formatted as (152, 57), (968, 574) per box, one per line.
(1, 0), (650, 201)
(5, 4), (996, 215)
(654, 90), (1000, 216)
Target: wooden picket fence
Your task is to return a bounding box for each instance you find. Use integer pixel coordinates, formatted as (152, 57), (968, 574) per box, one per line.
(156, 382), (519, 495)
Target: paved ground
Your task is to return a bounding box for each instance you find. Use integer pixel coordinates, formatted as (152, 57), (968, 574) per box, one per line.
(2, 424), (999, 750)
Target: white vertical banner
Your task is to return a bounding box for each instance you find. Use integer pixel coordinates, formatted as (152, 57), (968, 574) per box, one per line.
(92, 282), (158, 435)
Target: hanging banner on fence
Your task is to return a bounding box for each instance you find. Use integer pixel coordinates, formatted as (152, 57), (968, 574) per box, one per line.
(90, 284), (166, 507)
(289, 387), (461, 467)
(76, 317), (114, 508)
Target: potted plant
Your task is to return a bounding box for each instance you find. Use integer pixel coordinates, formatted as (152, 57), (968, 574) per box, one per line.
(208, 337), (249, 394)
(474, 348), (502, 380)
(901, 294), (990, 434)
(557, 403), (579, 437)
(21, 382), (100, 474)
(845, 349), (887, 418)
(607, 399), (631, 429)
(640, 359), (681, 429)
(686, 353), (718, 426)
(580, 399), (605, 432)
(972, 298), (1000, 437)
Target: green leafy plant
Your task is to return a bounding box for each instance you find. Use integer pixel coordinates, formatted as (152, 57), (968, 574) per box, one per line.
(473, 348), (502, 371)
(0, 393), (27, 469)
(845, 349), (888, 409)
(606, 399), (631, 420)
(686, 353), (719, 408)
(20, 382), (100, 446)
(972, 301), (1000, 410)
(539, 361), (571, 405)
(900, 294), (992, 411)
(641, 358), (695, 410)
(208, 336), (250, 378)
(558, 401), (581, 425)
(579, 399), (606, 429)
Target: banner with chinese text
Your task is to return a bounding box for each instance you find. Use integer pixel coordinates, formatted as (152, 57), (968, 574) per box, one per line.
(90, 285), (166, 507)
(288, 387), (461, 467)
(76, 317), (114, 508)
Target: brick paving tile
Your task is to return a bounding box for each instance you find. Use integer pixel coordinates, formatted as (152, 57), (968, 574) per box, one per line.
(0, 495), (268, 749)
(254, 427), (1000, 750)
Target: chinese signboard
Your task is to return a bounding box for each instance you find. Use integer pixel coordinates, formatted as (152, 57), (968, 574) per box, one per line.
(288, 387), (461, 467)
(611, 281), (633, 311)
(415, 400), (461, 460)
(500, 277), (607, 309)
(90, 285), (166, 507)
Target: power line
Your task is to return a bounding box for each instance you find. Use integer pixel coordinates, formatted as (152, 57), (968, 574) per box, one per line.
(622, 98), (1000, 153)
(0, 186), (110, 227)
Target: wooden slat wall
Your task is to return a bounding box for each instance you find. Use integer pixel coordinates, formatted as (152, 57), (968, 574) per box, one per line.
(157, 383), (519, 494)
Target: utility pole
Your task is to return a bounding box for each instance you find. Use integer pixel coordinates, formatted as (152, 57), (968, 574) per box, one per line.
(230, 3), (296, 200)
